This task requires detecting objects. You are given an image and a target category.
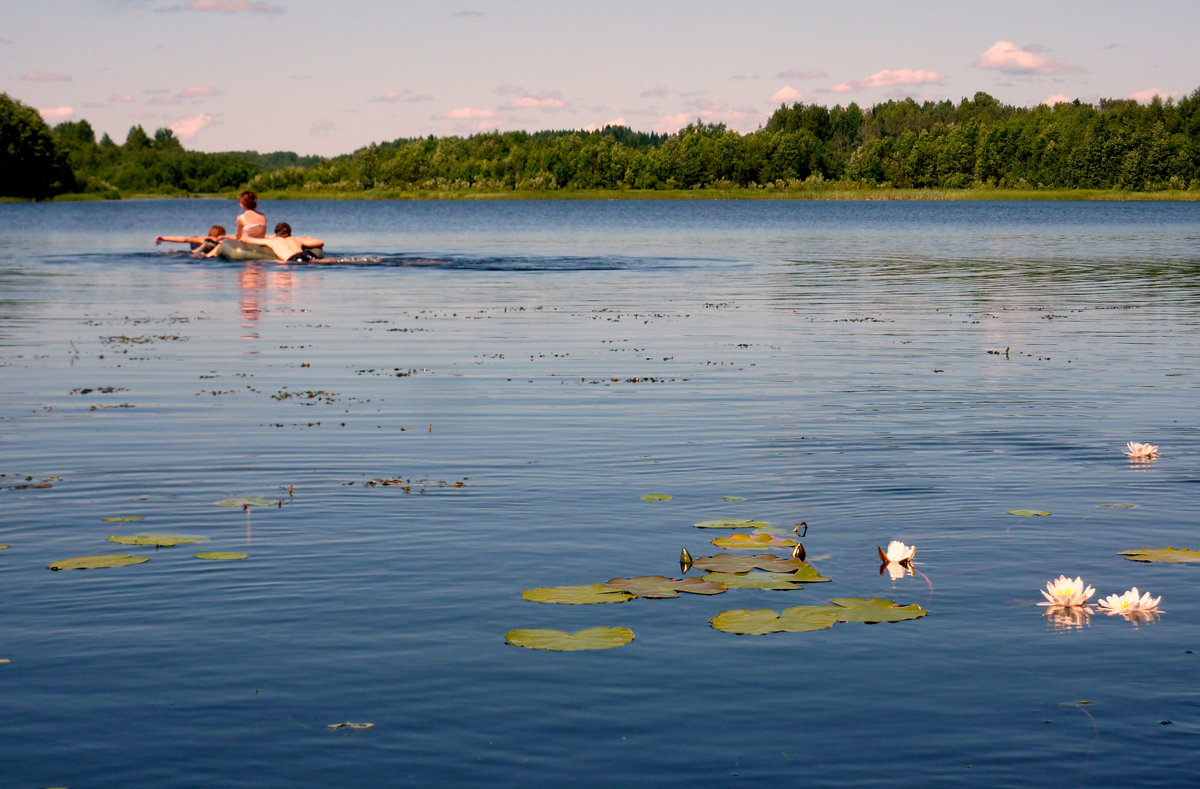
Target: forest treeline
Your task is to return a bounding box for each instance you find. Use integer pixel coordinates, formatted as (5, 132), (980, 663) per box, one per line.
(4, 88), (1200, 199)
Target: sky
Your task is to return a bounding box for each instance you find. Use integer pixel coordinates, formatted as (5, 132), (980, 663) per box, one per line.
(4, 0), (1199, 157)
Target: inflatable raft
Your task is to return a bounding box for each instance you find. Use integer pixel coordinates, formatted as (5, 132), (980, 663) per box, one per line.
(213, 240), (325, 261)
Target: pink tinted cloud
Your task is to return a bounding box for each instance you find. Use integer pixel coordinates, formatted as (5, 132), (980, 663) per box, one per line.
(829, 69), (946, 93)
(179, 86), (220, 98)
(1129, 88), (1179, 103)
(110, 94), (135, 104)
(169, 113), (214, 142)
(771, 86), (807, 102)
(1042, 94), (1071, 106)
(38, 106), (74, 122)
(22, 71), (71, 82)
(974, 41), (1082, 75)
(508, 95), (566, 110)
(184, 0), (282, 13)
(434, 107), (495, 120)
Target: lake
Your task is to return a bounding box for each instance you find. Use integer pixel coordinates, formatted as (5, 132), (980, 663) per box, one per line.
(1, 198), (1199, 787)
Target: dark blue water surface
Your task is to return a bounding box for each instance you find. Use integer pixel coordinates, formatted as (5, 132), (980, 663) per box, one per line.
(2, 199), (1200, 787)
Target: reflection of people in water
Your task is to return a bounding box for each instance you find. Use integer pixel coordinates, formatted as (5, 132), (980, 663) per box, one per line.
(155, 225), (227, 256)
(231, 222), (326, 263)
(235, 190), (267, 240)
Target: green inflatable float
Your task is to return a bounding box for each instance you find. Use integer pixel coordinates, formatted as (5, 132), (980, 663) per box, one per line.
(213, 240), (325, 261)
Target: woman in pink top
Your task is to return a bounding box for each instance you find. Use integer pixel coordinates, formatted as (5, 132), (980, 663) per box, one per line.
(235, 190), (267, 239)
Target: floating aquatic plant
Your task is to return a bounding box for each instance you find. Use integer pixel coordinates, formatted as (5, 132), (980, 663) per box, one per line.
(721, 496), (745, 502)
(1038, 576), (1095, 608)
(1008, 509), (1051, 517)
(216, 496), (277, 508)
(693, 518), (769, 530)
(1097, 587), (1161, 614)
(640, 493), (672, 501)
(505, 626), (635, 651)
(327, 722), (373, 730)
(101, 516), (144, 522)
(877, 540), (915, 565)
(1098, 503), (1138, 509)
(711, 533), (797, 551)
(701, 571), (813, 591)
(711, 598), (927, 635)
(107, 534), (207, 547)
(692, 553), (820, 575)
(194, 552), (248, 561)
(603, 575), (727, 598)
(522, 584), (634, 605)
(48, 554), (149, 571)
(1123, 441), (1160, 460)
(1117, 547), (1200, 563)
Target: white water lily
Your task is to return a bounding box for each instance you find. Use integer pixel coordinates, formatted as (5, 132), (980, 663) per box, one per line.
(877, 540), (915, 565)
(1038, 575), (1095, 608)
(1123, 441), (1160, 459)
(1097, 587), (1161, 614)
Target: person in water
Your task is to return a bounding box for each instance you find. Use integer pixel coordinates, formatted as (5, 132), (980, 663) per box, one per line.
(228, 222), (325, 262)
(155, 225), (227, 256)
(235, 190), (267, 239)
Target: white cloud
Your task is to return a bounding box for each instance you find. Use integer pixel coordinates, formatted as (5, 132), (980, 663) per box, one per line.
(1129, 88), (1179, 103)
(22, 71), (71, 82)
(169, 113), (214, 142)
(1042, 94), (1071, 106)
(182, 0), (282, 13)
(653, 113), (692, 133)
(771, 86), (807, 102)
(974, 41), (1082, 75)
(508, 96), (566, 110)
(371, 90), (412, 103)
(434, 107), (495, 120)
(829, 69), (946, 93)
(38, 106), (74, 122)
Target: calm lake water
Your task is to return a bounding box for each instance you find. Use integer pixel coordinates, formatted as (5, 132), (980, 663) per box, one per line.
(2, 198), (1199, 787)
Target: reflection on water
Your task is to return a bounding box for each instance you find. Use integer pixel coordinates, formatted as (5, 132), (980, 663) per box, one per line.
(1, 199), (1199, 788)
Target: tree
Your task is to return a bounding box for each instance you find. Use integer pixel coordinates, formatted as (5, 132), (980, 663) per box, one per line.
(0, 92), (74, 198)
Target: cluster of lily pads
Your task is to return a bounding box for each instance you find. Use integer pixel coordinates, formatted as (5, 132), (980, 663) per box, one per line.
(41, 497), (275, 571)
(505, 510), (928, 651)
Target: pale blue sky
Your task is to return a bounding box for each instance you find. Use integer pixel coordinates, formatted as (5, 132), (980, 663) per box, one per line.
(4, 0), (1198, 156)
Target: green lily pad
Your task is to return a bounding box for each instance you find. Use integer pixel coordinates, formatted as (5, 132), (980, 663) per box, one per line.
(195, 552), (248, 561)
(0, 544), (8, 551)
(101, 516), (145, 522)
(505, 626), (635, 651)
(693, 553), (820, 575)
(604, 575), (726, 598)
(828, 597), (928, 623)
(1008, 509), (1051, 517)
(1098, 503), (1139, 509)
(216, 496), (277, 508)
(48, 553), (150, 571)
(778, 606), (843, 631)
(721, 496), (745, 502)
(327, 722), (374, 730)
(1117, 546), (1200, 563)
(702, 571), (811, 590)
(694, 518), (770, 530)
(107, 534), (207, 547)
(711, 533), (797, 551)
(710, 608), (787, 635)
(522, 584), (634, 604)
(640, 493), (672, 501)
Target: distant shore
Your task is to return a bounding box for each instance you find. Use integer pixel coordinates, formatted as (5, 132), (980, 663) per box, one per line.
(32, 186), (1200, 203)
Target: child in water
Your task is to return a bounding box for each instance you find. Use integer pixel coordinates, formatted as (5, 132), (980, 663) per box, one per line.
(235, 191), (267, 239)
(155, 225), (227, 256)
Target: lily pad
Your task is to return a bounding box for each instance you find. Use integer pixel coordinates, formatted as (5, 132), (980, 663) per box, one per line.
(693, 553), (824, 575)
(1098, 503), (1139, 509)
(1117, 547), (1200, 563)
(505, 626), (635, 651)
(327, 722), (374, 730)
(721, 496), (746, 502)
(101, 516), (145, 522)
(828, 597), (928, 623)
(778, 606), (844, 631)
(604, 575), (726, 598)
(195, 552), (248, 561)
(216, 496), (277, 508)
(1008, 509), (1051, 517)
(522, 584), (634, 605)
(693, 518), (770, 530)
(710, 608), (787, 635)
(711, 533), (797, 551)
(0, 545), (8, 551)
(48, 553), (150, 571)
(107, 534), (207, 547)
(640, 493), (672, 501)
(702, 571), (812, 591)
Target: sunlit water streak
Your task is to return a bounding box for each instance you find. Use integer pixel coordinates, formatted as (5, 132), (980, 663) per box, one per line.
(1, 199), (1199, 787)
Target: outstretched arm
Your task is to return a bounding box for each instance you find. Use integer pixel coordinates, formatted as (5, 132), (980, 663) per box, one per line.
(156, 235), (204, 245)
(297, 236), (324, 248)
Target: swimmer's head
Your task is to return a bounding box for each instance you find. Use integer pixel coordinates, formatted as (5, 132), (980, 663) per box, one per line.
(274, 222), (292, 238)
(239, 190), (258, 210)
(208, 225), (226, 238)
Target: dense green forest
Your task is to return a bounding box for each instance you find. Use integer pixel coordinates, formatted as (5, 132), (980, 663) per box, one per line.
(4, 88), (1200, 199)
